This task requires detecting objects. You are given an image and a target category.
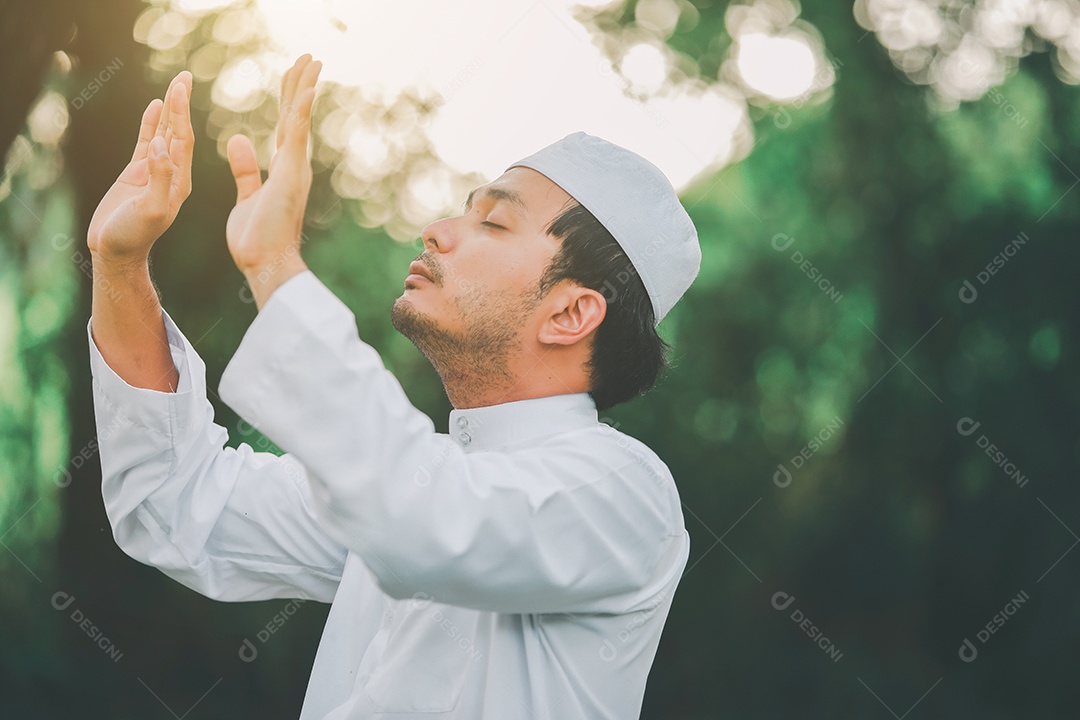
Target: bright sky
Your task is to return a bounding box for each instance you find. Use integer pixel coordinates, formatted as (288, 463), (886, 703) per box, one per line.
(163, 0), (826, 213)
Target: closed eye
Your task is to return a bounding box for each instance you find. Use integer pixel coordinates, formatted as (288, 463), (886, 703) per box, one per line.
(481, 221), (506, 230)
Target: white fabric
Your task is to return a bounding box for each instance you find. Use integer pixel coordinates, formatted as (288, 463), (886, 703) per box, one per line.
(87, 270), (690, 719)
(508, 131), (701, 325)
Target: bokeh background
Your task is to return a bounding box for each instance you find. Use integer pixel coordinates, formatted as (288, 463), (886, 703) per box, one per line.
(2, 0), (1079, 717)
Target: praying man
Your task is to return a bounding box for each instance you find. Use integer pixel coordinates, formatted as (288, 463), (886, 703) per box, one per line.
(86, 55), (700, 719)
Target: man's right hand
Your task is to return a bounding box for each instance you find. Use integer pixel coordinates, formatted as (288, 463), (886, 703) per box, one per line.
(87, 71), (194, 265)
(86, 71), (194, 394)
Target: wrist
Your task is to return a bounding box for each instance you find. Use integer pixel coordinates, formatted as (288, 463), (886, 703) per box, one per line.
(242, 253), (308, 310)
(91, 249), (151, 277)
(91, 253), (155, 301)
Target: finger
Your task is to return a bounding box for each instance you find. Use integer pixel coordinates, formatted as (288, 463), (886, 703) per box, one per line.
(227, 134), (263, 201)
(277, 55), (310, 148)
(167, 72), (192, 143)
(168, 72), (194, 174)
(284, 62), (320, 150)
(131, 98), (164, 162)
(147, 135), (175, 215)
(155, 76), (178, 140)
(284, 86), (317, 153)
(295, 58), (321, 101)
(282, 54), (310, 109)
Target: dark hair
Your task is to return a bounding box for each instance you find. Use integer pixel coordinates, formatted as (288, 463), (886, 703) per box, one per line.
(537, 201), (672, 412)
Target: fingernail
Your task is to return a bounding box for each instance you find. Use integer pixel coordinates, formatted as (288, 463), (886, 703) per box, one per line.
(152, 136), (167, 157)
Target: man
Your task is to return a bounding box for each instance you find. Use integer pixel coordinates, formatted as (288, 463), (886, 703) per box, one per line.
(86, 55), (700, 719)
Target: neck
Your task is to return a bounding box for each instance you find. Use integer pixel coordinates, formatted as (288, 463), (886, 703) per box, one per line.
(434, 354), (517, 409)
(437, 345), (591, 410)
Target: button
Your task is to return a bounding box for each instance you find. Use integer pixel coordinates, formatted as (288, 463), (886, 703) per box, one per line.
(456, 416), (469, 428)
(459, 432), (471, 445)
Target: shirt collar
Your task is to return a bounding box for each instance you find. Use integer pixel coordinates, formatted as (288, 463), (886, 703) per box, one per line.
(447, 392), (598, 452)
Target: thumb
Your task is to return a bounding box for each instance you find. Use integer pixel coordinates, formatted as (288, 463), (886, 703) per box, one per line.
(227, 134), (262, 201)
(147, 135), (175, 214)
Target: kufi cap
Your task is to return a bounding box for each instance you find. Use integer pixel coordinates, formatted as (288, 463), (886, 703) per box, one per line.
(508, 131), (700, 326)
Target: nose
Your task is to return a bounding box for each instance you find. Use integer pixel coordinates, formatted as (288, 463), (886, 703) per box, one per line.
(420, 216), (458, 255)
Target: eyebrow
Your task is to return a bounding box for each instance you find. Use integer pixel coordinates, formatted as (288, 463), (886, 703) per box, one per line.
(462, 186), (529, 217)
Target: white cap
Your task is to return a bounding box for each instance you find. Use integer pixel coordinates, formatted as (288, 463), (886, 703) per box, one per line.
(508, 131), (700, 326)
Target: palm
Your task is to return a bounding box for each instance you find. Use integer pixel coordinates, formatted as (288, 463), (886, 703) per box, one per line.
(88, 160), (151, 255)
(87, 73), (193, 263)
(224, 187), (256, 251)
(224, 55), (319, 273)
(226, 155), (308, 263)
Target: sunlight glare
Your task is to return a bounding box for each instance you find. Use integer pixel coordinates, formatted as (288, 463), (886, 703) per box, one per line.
(736, 32), (818, 101)
(240, 0), (746, 191)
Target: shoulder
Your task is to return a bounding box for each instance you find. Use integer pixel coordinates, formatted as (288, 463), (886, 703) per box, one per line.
(528, 421), (685, 536)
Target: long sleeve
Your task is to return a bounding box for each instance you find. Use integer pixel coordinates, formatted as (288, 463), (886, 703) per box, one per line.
(217, 271), (684, 615)
(88, 308), (349, 603)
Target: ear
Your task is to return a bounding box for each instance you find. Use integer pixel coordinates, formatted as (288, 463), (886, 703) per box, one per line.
(537, 283), (607, 346)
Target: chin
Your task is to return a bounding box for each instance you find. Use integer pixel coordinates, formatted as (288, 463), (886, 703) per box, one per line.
(391, 295), (435, 338)
(391, 294), (413, 318)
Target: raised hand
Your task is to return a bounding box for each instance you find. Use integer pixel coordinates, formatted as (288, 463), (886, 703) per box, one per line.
(225, 54), (322, 308)
(87, 71), (194, 265)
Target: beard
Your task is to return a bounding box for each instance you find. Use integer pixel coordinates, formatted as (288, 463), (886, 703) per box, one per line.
(390, 281), (543, 403)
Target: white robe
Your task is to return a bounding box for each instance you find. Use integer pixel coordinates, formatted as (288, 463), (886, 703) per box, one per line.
(87, 269), (690, 719)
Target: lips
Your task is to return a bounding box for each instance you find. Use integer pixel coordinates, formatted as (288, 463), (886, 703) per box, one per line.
(408, 260), (434, 282)
(409, 260), (433, 281)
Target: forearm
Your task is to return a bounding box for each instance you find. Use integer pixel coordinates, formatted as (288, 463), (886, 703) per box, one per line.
(90, 254), (179, 393)
(87, 308), (347, 603)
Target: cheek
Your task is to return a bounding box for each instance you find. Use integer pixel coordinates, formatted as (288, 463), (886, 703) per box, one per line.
(442, 260), (489, 307)
(451, 244), (547, 303)
(449, 250), (497, 291)
(510, 250), (553, 295)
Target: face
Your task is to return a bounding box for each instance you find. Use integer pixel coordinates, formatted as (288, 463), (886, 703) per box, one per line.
(390, 167), (574, 382)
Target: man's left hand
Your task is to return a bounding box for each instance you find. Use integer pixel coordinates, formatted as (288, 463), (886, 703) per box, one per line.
(226, 54), (322, 309)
